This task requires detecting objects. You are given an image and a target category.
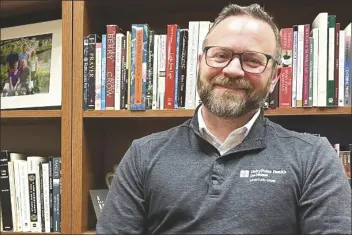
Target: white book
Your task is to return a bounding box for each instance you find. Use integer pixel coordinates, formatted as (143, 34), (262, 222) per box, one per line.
(42, 163), (50, 232)
(338, 30), (345, 106)
(18, 161), (30, 232)
(157, 35), (167, 110)
(95, 43), (102, 110)
(185, 21), (200, 109)
(13, 160), (23, 232)
(311, 28), (319, 107)
(195, 21), (211, 106)
(27, 156), (46, 232)
(296, 25), (304, 107)
(152, 34), (159, 110)
(312, 12), (328, 107)
(115, 33), (124, 110)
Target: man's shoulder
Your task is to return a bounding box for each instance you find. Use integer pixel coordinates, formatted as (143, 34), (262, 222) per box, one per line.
(134, 118), (193, 148)
(265, 118), (325, 147)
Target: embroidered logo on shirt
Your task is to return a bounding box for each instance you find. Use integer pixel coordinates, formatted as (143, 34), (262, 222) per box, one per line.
(241, 169), (287, 183)
(240, 170), (250, 178)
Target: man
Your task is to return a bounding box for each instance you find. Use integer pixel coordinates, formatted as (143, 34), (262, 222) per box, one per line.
(97, 4), (351, 234)
(18, 44), (30, 66)
(6, 44), (19, 71)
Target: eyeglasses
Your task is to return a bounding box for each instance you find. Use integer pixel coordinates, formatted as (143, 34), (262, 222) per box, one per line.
(203, 46), (280, 74)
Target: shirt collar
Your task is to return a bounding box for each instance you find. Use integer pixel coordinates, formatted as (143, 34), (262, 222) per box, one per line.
(197, 104), (261, 141)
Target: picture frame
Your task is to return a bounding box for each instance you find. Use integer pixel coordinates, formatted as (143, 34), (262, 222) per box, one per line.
(0, 19), (62, 110)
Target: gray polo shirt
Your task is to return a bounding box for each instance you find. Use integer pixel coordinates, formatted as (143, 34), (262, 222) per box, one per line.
(96, 107), (351, 234)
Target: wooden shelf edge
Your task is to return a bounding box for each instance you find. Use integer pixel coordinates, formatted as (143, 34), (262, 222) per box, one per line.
(0, 232), (61, 235)
(83, 231), (96, 234)
(83, 107), (352, 118)
(0, 110), (61, 118)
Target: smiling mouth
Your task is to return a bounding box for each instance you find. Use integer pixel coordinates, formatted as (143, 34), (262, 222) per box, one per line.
(213, 84), (247, 92)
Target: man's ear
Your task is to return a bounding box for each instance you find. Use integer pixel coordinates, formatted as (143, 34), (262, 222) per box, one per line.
(269, 66), (282, 93)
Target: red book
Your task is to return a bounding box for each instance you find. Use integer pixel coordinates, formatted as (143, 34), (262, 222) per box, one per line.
(279, 28), (293, 107)
(105, 25), (121, 110)
(164, 24), (179, 109)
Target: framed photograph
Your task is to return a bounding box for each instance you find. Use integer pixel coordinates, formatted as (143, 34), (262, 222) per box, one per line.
(0, 19), (62, 110)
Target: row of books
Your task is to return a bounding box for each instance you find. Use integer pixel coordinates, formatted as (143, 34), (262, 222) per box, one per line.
(0, 151), (61, 232)
(82, 14), (351, 111)
(275, 14), (352, 109)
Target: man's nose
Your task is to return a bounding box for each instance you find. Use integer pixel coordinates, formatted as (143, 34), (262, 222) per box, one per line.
(222, 57), (245, 78)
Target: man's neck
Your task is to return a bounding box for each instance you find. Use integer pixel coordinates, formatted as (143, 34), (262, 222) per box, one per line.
(201, 106), (257, 143)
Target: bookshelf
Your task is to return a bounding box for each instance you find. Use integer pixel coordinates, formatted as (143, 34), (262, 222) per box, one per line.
(0, 0), (72, 234)
(1, 0), (350, 234)
(71, 0), (352, 233)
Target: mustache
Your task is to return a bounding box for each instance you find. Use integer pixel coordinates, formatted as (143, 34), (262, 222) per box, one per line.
(211, 76), (254, 90)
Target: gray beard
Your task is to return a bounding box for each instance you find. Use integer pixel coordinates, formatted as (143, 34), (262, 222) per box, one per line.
(197, 74), (270, 120)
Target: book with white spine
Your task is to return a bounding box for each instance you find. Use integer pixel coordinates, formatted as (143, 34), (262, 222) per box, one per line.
(185, 21), (200, 109)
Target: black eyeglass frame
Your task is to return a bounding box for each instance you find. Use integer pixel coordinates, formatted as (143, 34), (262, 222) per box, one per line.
(203, 46), (281, 74)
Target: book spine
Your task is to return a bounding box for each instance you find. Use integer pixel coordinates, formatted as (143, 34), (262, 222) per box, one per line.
(296, 25), (304, 107)
(52, 157), (61, 232)
(291, 25), (298, 107)
(7, 162), (17, 231)
(338, 30), (345, 106)
(311, 28), (319, 107)
(152, 35), (159, 110)
(131, 24), (149, 110)
(174, 29), (181, 109)
(195, 21), (211, 106)
(344, 25), (351, 106)
(42, 163), (50, 232)
(279, 28), (293, 108)
(121, 35), (127, 110)
(88, 34), (97, 110)
(39, 163), (45, 232)
(165, 24), (178, 109)
(19, 161), (30, 232)
(126, 31), (132, 110)
(106, 25), (120, 110)
(334, 23), (340, 106)
(303, 24), (310, 107)
(327, 15), (336, 106)
(157, 35), (167, 109)
(308, 37), (314, 107)
(82, 37), (89, 110)
(146, 30), (155, 110)
(13, 161), (23, 231)
(115, 34), (123, 110)
(0, 150), (13, 231)
(95, 43), (102, 110)
(185, 21), (200, 109)
(178, 30), (188, 108)
(101, 34), (107, 110)
(48, 158), (53, 231)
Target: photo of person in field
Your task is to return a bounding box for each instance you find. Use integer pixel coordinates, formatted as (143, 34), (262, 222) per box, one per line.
(0, 33), (52, 97)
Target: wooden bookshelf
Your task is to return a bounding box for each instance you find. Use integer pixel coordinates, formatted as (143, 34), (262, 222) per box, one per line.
(82, 107), (352, 118)
(0, 0), (72, 234)
(0, 110), (61, 118)
(67, 0), (352, 234)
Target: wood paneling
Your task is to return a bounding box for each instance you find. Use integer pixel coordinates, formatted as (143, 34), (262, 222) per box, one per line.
(60, 1), (73, 234)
